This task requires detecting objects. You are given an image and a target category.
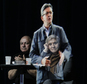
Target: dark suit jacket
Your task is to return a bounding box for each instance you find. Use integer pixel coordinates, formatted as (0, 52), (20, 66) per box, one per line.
(29, 23), (72, 84)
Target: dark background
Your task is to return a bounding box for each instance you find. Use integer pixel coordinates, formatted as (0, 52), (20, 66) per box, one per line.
(0, 0), (87, 84)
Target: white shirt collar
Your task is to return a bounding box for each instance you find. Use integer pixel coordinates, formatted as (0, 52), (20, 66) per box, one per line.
(43, 24), (51, 30)
(43, 25), (52, 37)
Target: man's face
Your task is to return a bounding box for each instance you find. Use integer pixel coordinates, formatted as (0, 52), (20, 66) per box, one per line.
(48, 39), (59, 53)
(20, 37), (30, 53)
(41, 7), (53, 25)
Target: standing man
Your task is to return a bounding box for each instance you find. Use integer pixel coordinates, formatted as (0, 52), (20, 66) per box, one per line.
(29, 3), (72, 84)
(8, 36), (36, 84)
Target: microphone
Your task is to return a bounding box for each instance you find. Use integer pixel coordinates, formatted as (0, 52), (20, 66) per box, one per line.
(47, 59), (50, 71)
(47, 66), (50, 71)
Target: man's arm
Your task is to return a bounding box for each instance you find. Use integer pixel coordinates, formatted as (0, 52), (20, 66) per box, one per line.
(29, 32), (43, 64)
(27, 70), (37, 77)
(8, 69), (17, 80)
(41, 45), (51, 66)
(8, 68), (23, 80)
(8, 55), (26, 80)
(60, 27), (72, 61)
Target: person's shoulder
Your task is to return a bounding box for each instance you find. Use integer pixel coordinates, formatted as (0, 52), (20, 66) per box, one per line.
(53, 24), (63, 29)
(33, 26), (43, 37)
(34, 27), (42, 33)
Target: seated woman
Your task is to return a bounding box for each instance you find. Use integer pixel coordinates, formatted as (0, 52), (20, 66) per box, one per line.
(37, 35), (74, 84)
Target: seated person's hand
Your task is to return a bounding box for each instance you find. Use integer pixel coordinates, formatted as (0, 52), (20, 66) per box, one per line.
(59, 50), (64, 66)
(43, 43), (49, 52)
(41, 56), (51, 66)
(14, 54), (26, 65)
(14, 54), (26, 61)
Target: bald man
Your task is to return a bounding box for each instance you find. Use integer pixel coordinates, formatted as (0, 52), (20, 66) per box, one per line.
(8, 36), (36, 84)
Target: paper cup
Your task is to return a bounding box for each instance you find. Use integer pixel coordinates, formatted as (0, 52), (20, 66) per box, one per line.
(26, 58), (31, 65)
(5, 56), (11, 64)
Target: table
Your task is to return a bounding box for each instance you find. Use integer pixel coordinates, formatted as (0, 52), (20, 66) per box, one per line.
(0, 64), (36, 69)
(0, 64), (36, 84)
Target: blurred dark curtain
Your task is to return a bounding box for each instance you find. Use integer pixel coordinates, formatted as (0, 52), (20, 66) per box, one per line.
(0, 0), (87, 84)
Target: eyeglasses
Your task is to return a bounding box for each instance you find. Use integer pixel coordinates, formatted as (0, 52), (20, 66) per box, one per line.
(43, 11), (53, 16)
